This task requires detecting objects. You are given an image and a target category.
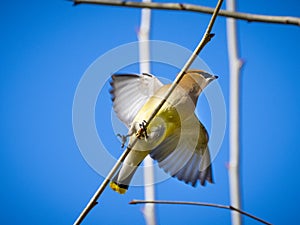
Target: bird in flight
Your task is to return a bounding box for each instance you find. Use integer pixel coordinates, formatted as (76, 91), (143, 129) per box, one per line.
(109, 70), (218, 194)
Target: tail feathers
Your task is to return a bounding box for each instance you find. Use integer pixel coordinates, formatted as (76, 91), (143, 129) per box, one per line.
(110, 161), (141, 194)
(110, 182), (128, 194)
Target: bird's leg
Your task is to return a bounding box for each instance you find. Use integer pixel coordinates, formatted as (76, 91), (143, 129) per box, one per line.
(116, 124), (137, 148)
(136, 120), (148, 139)
(116, 133), (130, 148)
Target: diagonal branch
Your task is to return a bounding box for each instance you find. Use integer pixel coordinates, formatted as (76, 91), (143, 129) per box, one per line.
(138, 0), (158, 224)
(129, 200), (272, 225)
(73, 148), (131, 225)
(72, 0), (300, 26)
(133, 0), (223, 131)
(73, 0), (224, 224)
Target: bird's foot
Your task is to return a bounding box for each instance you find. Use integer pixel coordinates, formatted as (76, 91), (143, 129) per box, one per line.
(116, 133), (130, 148)
(136, 120), (148, 139)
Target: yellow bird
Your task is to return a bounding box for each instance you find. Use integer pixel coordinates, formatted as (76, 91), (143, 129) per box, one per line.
(109, 70), (217, 194)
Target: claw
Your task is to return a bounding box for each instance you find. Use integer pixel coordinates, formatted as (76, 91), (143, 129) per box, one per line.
(136, 120), (148, 139)
(117, 134), (129, 148)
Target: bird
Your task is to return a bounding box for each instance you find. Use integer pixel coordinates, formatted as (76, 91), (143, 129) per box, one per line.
(109, 70), (218, 194)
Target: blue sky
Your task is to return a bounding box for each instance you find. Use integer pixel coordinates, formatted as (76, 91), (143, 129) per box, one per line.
(1, 0), (299, 224)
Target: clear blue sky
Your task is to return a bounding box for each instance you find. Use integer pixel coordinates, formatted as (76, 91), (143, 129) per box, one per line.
(1, 0), (299, 224)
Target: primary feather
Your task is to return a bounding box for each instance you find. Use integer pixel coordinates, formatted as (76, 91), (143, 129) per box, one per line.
(110, 73), (163, 127)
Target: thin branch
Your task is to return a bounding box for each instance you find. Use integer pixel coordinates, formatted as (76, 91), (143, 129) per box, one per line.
(138, 0), (158, 224)
(73, 0), (223, 224)
(132, 0), (223, 132)
(129, 200), (272, 225)
(73, 148), (131, 225)
(72, 0), (300, 26)
(227, 0), (243, 225)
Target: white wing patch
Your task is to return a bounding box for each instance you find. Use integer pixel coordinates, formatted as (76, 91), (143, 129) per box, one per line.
(110, 73), (163, 127)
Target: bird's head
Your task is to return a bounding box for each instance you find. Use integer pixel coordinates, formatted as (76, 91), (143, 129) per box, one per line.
(178, 69), (218, 104)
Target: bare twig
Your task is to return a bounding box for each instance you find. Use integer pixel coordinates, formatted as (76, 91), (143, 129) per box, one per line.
(73, 0), (223, 224)
(129, 200), (272, 225)
(226, 1), (243, 225)
(73, 148), (131, 225)
(72, 0), (300, 26)
(133, 0), (223, 131)
(138, 0), (157, 224)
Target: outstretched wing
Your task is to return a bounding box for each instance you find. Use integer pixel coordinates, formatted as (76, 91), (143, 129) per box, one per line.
(150, 114), (213, 186)
(110, 73), (163, 127)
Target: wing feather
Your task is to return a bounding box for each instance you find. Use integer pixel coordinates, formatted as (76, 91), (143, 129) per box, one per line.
(150, 114), (213, 186)
(110, 73), (163, 127)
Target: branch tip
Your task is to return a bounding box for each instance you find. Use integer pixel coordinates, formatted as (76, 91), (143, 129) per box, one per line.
(129, 200), (137, 205)
(65, 0), (74, 5)
(68, 0), (79, 6)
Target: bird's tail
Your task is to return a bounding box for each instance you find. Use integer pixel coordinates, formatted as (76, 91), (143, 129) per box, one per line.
(110, 166), (138, 194)
(110, 149), (148, 194)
